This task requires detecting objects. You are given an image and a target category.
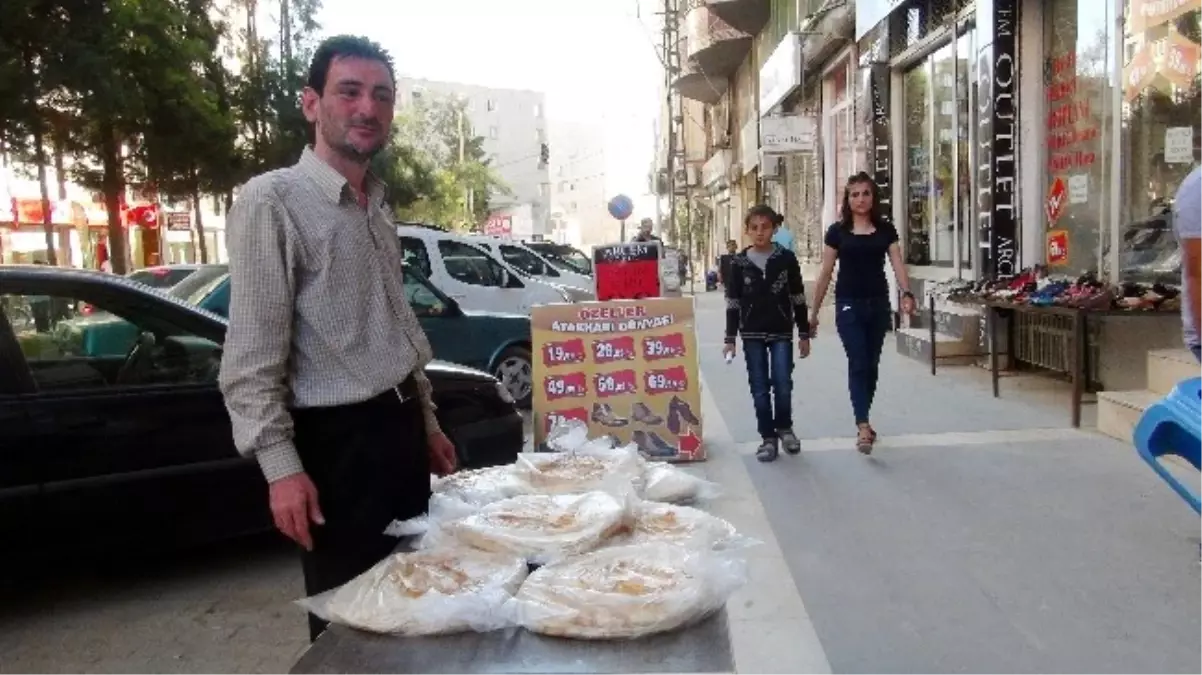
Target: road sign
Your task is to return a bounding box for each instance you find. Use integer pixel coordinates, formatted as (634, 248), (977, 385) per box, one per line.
(607, 194), (634, 221)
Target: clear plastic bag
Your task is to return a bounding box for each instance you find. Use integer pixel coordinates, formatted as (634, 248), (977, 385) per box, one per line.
(514, 443), (646, 497)
(424, 491), (629, 565)
(640, 462), (722, 504)
(296, 547), (528, 635)
(508, 542), (747, 639)
(620, 501), (758, 552)
(545, 418), (592, 452)
(432, 465), (526, 507)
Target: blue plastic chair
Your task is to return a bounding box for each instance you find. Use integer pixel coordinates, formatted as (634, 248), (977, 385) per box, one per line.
(1133, 377), (1201, 514)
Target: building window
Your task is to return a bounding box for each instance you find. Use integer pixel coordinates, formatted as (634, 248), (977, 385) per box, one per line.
(899, 30), (974, 269)
(489, 126), (499, 140)
(824, 57), (856, 222)
(486, 98), (496, 112)
(533, 103), (542, 117)
(1115, 1), (1200, 283)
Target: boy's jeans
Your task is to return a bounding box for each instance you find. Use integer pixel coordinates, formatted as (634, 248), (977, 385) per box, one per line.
(743, 339), (794, 439)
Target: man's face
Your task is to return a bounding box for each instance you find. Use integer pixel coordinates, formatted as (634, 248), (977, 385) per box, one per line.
(302, 55), (395, 163)
(746, 215), (775, 247)
(726, 240), (737, 253)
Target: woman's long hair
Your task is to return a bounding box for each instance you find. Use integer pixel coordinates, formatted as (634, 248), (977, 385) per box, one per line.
(839, 171), (885, 231)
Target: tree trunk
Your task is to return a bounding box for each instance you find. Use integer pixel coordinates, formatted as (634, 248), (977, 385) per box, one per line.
(101, 121), (129, 275)
(52, 120), (67, 200)
(32, 116), (58, 267)
(192, 174), (209, 263)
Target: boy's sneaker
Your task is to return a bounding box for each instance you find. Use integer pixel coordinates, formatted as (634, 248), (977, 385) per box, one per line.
(778, 428), (801, 455)
(755, 437), (779, 463)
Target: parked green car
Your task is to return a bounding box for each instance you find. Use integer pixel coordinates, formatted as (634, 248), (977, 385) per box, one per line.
(76, 264), (534, 407)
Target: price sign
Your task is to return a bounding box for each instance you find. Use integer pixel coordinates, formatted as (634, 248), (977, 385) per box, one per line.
(594, 369), (638, 398)
(642, 332), (687, 361)
(542, 338), (586, 366)
(645, 365), (689, 395)
(593, 243), (662, 301)
(544, 406), (590, 435)
(593, 336), (636, 364)
(544, 372), (588, 401)
(1047, 229), (1069, 265)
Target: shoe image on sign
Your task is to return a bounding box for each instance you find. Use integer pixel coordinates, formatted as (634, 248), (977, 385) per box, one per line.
(631, 401), (664, 425)
(666, 395), (700, 435)
(633, 430), (678, 458)
(591, 402), (629, 427)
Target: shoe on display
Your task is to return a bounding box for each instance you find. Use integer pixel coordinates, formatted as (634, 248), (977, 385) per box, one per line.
(778, 428), (801, 455)
(669, 395), (700, 424)
(755, 437), (779, 463)
(634, 430), (677, 458)
(631, 401), (663, 425)
(591, 402), (629, 428)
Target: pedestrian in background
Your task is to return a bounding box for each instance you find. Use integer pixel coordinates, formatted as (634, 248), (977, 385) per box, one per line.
(718, 239), (737, 288)
(219, 35), (457, 643)
(808, 171), (915, 454)
(633, 217), (661, 243)
(771, 220), (795, 252)
(1172, 165), (1200, 361)
(723, 205), (811, 462)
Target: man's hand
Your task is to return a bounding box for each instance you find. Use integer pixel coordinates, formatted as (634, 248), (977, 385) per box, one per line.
(269, 473), (324, 551)
(808, 312), (821, 337)
(428, 430), (457, 476)
(722, 343), (736, 359)
(798, 339), (811, 359)
(900, 294), (917, 315)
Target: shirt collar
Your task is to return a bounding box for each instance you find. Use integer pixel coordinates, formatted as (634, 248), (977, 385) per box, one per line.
(296, 146), (387, 207)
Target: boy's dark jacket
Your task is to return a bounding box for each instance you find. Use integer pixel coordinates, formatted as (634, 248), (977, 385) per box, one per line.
(724, 245), (810, 343)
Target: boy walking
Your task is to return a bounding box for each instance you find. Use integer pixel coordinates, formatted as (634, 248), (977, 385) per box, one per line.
(722, 205), (811, 462)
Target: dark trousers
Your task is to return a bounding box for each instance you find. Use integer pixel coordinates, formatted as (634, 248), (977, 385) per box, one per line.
(292, 383), (431, 642)
(743, 339), (794, 439)
(834, 297), (892, 425)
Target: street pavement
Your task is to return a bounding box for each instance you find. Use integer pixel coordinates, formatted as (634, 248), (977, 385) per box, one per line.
(690, 291), (1201, 673)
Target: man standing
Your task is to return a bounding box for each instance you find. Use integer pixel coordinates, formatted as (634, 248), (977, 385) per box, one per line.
(218, 36), (457, 642)
(718, 239), (738, 288)
(1173, 166), (1200, 361)
(633, 218), (661, 243)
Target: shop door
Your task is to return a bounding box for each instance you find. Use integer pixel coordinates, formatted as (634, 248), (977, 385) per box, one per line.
(141, 228), (162, 267)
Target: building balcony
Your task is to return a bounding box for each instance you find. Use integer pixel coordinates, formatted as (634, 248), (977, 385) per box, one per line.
(704, 0), (770, 35)
(672, 6), (752, 104)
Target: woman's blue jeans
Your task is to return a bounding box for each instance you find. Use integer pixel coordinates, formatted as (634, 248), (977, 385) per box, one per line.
(743, 339), (794, 439)
(834, 297), (892, 424)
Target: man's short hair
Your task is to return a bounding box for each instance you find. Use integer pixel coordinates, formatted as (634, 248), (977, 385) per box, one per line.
(307, 35), (395, 95)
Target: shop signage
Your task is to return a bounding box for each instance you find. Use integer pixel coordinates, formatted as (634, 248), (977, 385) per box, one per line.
(531, 297), (704, 461)
(739, 119), (759, 175)
(1164, 33), (1201, 89)
(1068, 174), (1089, 204)
(484, 214), (513, 237)
(856, 0), (907, 41)
(759, 32), (801, 115)
(592, 242), (662, 302)
(975, 0), (1020, 281)
(1047, 230), (1069, 266)
(1129, 0), (1196, 33)
(1165, 126), (1195, 164)
(1123, 45), (1157, 102)
(862, 62), (892, 215)
(166, 212), (191, 231)
(760, 115), (817, 154)
(1046, 178), (1067, 225)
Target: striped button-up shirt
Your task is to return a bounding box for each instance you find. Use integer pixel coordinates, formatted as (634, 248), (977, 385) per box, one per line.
(219, 148), (440, 483)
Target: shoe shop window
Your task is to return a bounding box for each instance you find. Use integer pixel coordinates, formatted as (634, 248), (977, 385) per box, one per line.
(1043, 0), (1117, 276)
(1116, 1), (1201, 285)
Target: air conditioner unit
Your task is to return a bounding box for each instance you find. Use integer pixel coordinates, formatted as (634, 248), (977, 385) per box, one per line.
(759, 155), (785, 181)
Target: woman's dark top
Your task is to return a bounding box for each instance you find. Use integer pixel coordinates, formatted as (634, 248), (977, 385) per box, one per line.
(824, 221), (898, 300)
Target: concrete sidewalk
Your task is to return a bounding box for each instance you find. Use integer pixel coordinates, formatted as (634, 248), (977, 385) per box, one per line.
(689, 291), (1201, 673)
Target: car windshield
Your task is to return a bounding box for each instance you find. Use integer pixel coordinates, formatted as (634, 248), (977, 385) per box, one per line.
(500, 245), (557, 277)
(530, 244), (592, 275)
(128, 267), (196, 288)
(168, 265), (230, 304)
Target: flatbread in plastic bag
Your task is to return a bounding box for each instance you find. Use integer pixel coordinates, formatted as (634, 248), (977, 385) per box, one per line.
(640, 462), (721, 503)
(297, 548), (527, 635)
(428, 491), (628, 565)
(432, 465), (526, 507)
(509, 542), (746, 639)
(622, 502), (756, 551)
(514, 444), (646, 496)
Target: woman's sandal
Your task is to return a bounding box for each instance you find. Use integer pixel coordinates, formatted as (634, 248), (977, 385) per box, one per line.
(856, 425), (875, 455)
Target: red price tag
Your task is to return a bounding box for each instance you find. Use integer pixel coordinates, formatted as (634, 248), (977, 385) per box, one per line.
(544, 372), (588, 401)
(543, 338), (586, 366)
(594, 369), (638, 398)
(644, 365), (688, 395)
(593, 336), (636, 364)
(642, 332), (686, 361)
(544, 407), (590, 435)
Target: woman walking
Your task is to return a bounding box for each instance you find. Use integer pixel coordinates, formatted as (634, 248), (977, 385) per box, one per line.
(809, 172), (915, 454)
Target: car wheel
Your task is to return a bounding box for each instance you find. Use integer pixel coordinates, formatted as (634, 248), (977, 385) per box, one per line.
(493, 346), (533, 409)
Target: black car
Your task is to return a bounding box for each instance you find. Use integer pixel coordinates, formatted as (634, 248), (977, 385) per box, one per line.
(0, 265), (523, 567)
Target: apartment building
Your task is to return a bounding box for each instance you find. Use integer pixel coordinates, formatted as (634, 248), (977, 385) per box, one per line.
(397, 77), (551, 236)
(547, 119), (610, 248)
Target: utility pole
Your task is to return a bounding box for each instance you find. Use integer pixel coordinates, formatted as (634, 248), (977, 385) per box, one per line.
(659, 0), (680, 246)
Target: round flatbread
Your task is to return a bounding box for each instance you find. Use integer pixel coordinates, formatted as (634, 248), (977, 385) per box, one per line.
(623, 502), (741, 550)
(442, 491), (627, 563)
(432, 465), (525, 507)
(321, 548), (527, 635)
(515, 448), (645, 495)
(512, 543), (732, 639)
(641, 462), (714, 503)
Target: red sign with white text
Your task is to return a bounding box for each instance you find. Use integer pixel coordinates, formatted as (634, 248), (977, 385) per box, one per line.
(543, 406), (590, 435)
(544, 372), (588, 401)
(542, 338), (586, 367)
(1047, 230), (1069, 265)
(644, 365), (689, 395)
(593, 243), (662, 301)
(643, 332), (687, 361)
(1046, 177), (1067, 225)
(594, 369), (638, 398)
(593, 336), (636, 364)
